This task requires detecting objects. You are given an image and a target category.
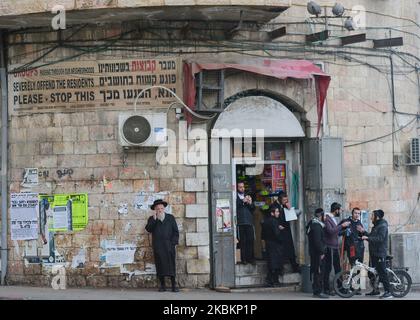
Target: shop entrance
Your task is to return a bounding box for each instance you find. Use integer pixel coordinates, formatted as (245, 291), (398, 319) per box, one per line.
(209, 95), (305, 289)
(232, 141), (292, 262)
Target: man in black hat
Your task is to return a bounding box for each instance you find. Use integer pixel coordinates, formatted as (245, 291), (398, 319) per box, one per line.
(306, 208), (329, 299)
(145, 199), (179, 292)
(358, 209), (392, 299)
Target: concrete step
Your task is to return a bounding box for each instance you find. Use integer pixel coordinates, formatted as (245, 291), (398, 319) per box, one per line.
(235, 261), (267, 276)
(235, 272), (301, 288)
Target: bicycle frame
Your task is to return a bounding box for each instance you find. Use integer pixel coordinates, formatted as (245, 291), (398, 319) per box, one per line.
(344, 260), (403, 288)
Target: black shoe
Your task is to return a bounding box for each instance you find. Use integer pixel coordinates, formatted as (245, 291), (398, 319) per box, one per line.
(380, 292), (393, 299)
(365, 290), (380, 296)
(273, 282), (281, 287)
(355, 290), (362, 295)
(292, 265), (301, 273)
(159, 286), (166, 292)
(313, 293), (329, 299)
(325, 290), (335, 296)
(172, 287), (180, 292)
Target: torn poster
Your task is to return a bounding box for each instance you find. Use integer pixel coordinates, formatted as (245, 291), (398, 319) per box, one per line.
(10, 193), (39, 240)
(105, 243), (136, 266)
(71, 248), (86, 268)
(21, 168), (38, 187)
(134, 191), (171, 214)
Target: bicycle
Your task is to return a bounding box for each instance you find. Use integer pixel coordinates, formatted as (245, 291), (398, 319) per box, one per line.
(333, 256), (412, 298)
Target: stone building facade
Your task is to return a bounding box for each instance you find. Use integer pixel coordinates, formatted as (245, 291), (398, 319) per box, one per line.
(0, 0), (419, 288)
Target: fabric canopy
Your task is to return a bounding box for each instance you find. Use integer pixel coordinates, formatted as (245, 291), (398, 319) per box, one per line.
(183, 59), (331, 137)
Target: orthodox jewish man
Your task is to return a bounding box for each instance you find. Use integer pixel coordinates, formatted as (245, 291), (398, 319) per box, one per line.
(145, 199), (179, 292)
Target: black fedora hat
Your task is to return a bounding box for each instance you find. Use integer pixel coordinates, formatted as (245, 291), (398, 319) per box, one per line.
(150, 199), (168, 210)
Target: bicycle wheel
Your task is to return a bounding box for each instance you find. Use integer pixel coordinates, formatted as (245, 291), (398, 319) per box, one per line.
(333, 271), (356, 298)
(389, 270), (412, 298)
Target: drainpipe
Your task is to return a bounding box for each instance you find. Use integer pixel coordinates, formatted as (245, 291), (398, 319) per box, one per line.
(0, 30), (8, 285)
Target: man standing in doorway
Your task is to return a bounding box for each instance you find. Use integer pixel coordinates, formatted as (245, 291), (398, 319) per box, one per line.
(272, 193), (300, 274)
(323, 202), (350, 296)
(145, 199), (180, 292)
(236, 181), (256, 265)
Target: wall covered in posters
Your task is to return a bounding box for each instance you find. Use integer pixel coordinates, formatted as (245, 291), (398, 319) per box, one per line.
(9, 57), (182, 114)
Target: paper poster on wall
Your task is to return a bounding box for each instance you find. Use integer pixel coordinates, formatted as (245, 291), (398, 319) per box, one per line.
(21, 168), (38, 187)
(39, 193), (88, 232)
(105, 243), (136, 266)
(10, 193), (39, 240)
(216, 199), (231, 232)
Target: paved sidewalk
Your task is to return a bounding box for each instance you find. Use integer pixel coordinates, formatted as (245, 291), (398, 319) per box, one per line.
(0, 285), (419, 300)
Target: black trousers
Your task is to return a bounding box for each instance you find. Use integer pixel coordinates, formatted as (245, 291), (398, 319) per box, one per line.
(310, 254), (323, 295)
(238, 225), (255, 263)
(322, 247), (341, 292)
(370, 256), (390, 292)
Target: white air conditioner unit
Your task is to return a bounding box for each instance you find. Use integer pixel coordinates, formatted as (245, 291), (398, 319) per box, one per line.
(119, 113), (167, 147)
(408, 137), (420, 165)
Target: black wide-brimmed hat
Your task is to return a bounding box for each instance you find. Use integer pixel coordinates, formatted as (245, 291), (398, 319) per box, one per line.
(150, 199), (168, 210)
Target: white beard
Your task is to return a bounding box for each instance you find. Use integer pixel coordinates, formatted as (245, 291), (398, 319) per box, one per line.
(157, 212), (165, 222)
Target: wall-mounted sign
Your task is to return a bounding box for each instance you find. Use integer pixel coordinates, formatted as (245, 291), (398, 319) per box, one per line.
(9, 57), (182, 114)
(39, 193), (88, 232)
(216, 199), (231, 232)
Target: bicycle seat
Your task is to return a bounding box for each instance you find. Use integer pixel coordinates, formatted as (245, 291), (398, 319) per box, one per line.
(386, 255), (393, 261)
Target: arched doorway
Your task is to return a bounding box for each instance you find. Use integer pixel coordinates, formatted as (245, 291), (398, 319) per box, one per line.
(209, 94), (306, 288)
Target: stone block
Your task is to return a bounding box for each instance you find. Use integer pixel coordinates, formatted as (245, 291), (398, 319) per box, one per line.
(63, 127), (78, 142)
(196, 166), (208, 178)
(70, 113), (84, 126)
(53, 113), (71, 127)
(133, 179), (157, 192)
(177, 246), (198, 260)
(184, 178), (208, 192)
(46, 127), (63, 142)
(186, 204), (208, 218)
(186, 259), (210, 274)
(196, 218), (209, 232)
(97, 140), (120, 154)
(77, 127), (90, 141)
(186, 232), (209, 246)
(173, 165), (196, 178)
(57, 154), (86, 168)
(86, 220), (114, 236)
(159, 179), (183, 191)
(104, 180), (133, 193)
(361, 166), (380, 177)
(93, 167), (119, 180)
(53, 142), (74, 154)
(196, 192), (208, 204)
(197, 246), (210, 260)
(34, 155), (57, 168)
(89, 125), (115, 140)
(86, 154), (110, 167)
(40, 142), (53, 155)
(74, 141), (97, 154)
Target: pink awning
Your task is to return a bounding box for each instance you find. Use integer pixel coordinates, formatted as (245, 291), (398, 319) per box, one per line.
(183, 59), (331, 137)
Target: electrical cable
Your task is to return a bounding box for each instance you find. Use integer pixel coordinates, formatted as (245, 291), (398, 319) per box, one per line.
(344, 116), (418, 148)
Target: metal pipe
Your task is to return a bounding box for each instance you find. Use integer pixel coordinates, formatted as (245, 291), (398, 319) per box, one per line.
(390, 53), (397, 170)
(0, 30), (8, 285)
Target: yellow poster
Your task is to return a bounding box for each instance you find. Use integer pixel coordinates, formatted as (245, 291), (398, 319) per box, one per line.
(39, 193), (88, 232)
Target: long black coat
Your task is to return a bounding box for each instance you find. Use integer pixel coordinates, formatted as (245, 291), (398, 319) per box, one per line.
(261, 215), (283, 270)
(236, 195), (255, 225)
(145, 214), (179, 276)
(273, 202), (296, 260)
